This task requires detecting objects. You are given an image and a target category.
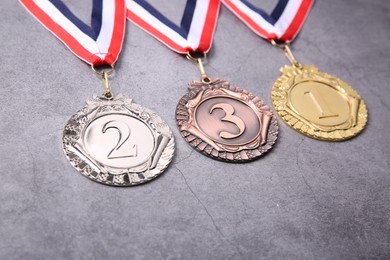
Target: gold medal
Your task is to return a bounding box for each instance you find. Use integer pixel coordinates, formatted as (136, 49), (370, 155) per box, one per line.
(270, 42), (368, 141)
(221, 0), (368, 141)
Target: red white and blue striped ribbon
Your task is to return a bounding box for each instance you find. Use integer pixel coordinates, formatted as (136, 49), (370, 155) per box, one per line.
(126, 0), (220, 54)
(222, 0), (314, 43)
(19, 0), (126, 66)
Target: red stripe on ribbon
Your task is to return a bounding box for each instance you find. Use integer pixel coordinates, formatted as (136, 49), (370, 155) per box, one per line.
(223, 0), (278, 40)
(20, 0), (99, 64)
(222, 0), (313, 43)
(127, 10), (191, 53)
(20, 0), (126, 66)
(126, 0), (220, 54)
(197, 1), (220, 52)
(105, 2), (126, 64)
(280, 0), (314, 42)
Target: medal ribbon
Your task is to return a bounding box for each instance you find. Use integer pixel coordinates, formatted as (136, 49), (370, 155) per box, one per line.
(126, 0), (220, 54)
(20, 0), (126, 66)
(222, 0), (314, 43)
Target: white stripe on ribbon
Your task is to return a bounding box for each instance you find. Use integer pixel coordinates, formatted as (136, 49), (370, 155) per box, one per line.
(187, 1), (209, 49)
(229, 0), (278, 36)
(223, 0), (311, 41)
(21, 0), (125, 65)
(35, 0), (100, 56)
(127, 0), (193, 50)
(96, 0), (116, 59)
(274, 0), (302, 36)
(127, 0), (218, 53)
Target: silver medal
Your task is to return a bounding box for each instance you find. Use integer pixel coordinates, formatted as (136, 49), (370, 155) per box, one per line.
(62, 94), (175, 186)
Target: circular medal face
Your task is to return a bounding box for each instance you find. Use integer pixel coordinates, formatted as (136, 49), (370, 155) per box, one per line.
(62, 94), (175, 186)
(271, 65), (368, 141)
(176, 78), (278, 162)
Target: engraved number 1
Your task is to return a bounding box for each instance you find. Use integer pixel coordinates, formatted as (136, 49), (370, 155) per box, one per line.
(102, 120), (137, 159)
(210, 103), (245, 139)
(304, 89), (339, 119)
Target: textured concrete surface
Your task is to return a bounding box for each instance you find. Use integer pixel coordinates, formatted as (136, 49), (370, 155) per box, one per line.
(1, 0), (389, 259)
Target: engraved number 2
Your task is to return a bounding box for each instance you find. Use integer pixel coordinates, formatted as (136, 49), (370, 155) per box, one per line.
(102, 120), (137, 159)
(210, 103), (245, 139)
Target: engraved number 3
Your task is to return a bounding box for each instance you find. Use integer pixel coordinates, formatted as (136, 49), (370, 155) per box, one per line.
(102, 120), (137, 159)
(210, 103), (245, 139)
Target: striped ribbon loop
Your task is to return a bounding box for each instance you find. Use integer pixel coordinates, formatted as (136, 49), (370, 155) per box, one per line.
(20, 0), (126, 66)
(222, 0), (314, 43)
(126, 0), (220, 54)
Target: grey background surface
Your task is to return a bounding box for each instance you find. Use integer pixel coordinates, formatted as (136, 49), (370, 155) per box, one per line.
(1, 0), (389, 259)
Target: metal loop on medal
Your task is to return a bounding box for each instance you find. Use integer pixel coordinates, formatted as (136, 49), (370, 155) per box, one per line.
(91, 63), (115, 76)
(186, 52), (207, 62)
(270, 39), (286, 49)
(186, 52), (212, 84)
(91, 63), (115, 99)
(271, 40), (302, 68)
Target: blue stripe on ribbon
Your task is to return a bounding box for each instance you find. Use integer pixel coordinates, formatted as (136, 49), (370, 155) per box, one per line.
(240, 0), (289, 25)
(181, 0), (196, 35)
(133, 0), (196, 39)
(49, 0), (103, 40)
(271, 0), (289, 22)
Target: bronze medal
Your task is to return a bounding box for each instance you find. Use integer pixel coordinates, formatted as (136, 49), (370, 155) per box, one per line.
(176, 78), (278, 162)
(126, 2), (279, 161)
